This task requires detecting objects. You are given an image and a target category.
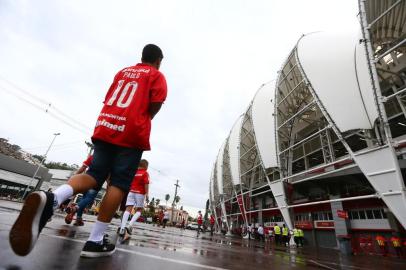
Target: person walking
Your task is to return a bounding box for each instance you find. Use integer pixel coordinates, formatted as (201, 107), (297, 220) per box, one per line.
(274, 223), (281, 245)
(197, 211), (203, 237)
(247, 223), (252, 240)
(376, 234), (387, 256)
(282, 224), (289, 246)
(180, 218), (185, 230)
(390, 234), (402, 257)
(257, 224), (265, 242)
(9, 44), (167, 258)
(293, 227), (300, 246)
(209, 214), (215, 236)
(298, 228), (304, 247)
(118, 159), (150, 237)
(162, 209), (169, 228)
(65, 155), (98, 226)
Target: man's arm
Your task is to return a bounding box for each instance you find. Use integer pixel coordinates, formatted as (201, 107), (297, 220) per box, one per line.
(75, 165), (87, 175)
(149, 102), (163, 119)
(145, 184), (149, 202)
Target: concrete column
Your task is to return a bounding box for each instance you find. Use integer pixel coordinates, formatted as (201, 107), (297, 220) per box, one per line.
(258, 197), (263, 225)
(330, 196), (351, 254)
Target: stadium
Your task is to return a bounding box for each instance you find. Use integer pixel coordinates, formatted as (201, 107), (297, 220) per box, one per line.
(209, 0), (406, 253)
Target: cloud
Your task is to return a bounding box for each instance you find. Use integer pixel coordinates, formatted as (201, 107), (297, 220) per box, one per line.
(0, 0), (359, 210)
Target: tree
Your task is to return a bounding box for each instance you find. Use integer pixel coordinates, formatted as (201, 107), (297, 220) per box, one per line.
(165, 194), (170, 206)
(155, 198), (161, 207)
(204, 199), (210, 221)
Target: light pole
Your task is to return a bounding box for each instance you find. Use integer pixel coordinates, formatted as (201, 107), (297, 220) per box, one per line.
(22, 132), (61, 199)
(170, 179), (180, 225)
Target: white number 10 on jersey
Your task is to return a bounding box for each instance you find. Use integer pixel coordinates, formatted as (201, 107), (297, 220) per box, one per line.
(106, 80), (138, 108)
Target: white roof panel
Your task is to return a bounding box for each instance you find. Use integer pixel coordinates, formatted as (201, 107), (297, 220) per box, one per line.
(252, 82), (278, 168)
(216, 140), (226, 194)
(228, 115), (243, 186)
(297, 31), (378, 132)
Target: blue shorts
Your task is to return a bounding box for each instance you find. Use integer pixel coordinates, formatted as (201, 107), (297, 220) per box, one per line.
(86, 140), (143, 192)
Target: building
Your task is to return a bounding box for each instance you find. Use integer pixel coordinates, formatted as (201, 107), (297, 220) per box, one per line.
(209, 0), (406, 254)
(0, 152), (51, 199)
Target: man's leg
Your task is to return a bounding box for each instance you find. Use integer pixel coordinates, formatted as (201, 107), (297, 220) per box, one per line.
(128, 208), (142, 227)
(74, 189), (99, 226)
(81, 145), (142, 258)
(127, 194), (144, 230)
(9, 173), (98, 256)
(119, 192), (135, 235)
(89, 185), (125, 239)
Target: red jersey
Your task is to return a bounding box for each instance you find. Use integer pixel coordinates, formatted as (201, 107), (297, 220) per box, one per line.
(83, 155), (93, 167)
(92, 63), (167, 150)
(197, 213), (203, 225)
(209, 215), (215, 225)
(129, 168), (149, 194)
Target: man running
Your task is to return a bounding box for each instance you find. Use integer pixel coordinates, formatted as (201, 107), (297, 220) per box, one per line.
(118, 159), (149, 237)
(9, 44), (167, 258)
(65, 155), (98, 226)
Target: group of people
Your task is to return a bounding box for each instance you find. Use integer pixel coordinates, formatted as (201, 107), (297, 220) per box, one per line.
(376, 234), (406, 257)
(245, 223), (304, 247)
(9, 44), (168, 258)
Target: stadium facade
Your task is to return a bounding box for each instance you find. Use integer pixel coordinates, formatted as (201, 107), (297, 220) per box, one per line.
(209, 0), (406, 251)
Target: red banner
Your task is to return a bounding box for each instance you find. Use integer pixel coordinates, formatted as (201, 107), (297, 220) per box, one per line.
(295, 221), (313, 229)
(315, 221), (334, 228)
(337, 210), (348, 219)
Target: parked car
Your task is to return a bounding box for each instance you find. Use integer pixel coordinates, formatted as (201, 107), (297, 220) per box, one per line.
(186, 223), (199, 230)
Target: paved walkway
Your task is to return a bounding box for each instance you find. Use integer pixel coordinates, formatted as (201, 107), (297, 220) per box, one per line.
(1, 199), (406, 270)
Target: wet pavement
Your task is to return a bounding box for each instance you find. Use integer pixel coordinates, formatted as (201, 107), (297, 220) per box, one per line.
(1, 200), (406, 270)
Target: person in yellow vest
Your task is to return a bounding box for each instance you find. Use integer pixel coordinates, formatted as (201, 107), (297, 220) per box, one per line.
(274, 223), (281, 245)
(293, 227), (300, 246)
(375, 234), (387, 256)
(390, 234), (402, 257)
(298, 228), (304, 247)
(282, 224), (289, 246)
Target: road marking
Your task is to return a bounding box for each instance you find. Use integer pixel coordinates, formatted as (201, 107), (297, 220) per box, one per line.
(43, 234), (229, 270)
(308, 260), (338, 270)
(309, 259), (368, 270)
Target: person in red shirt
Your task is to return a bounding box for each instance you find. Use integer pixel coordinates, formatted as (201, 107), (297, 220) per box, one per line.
(65, 155), (98, 226)
(197, 211), (203, 237)
(209, 214), (215, 236)
(10, 44), (167, 258)
(118, 159), (149, 237)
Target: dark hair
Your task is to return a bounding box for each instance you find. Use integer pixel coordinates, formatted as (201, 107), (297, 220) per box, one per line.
(139, 159), (149, 168)
(142, 44), (163, 63)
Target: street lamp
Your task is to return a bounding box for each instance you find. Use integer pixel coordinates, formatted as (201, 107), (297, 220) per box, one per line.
(22, 132), (61, 199)
(170, 179), (180, 225)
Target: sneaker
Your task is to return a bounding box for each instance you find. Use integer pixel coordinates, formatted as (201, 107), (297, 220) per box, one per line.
(80, 236), (115, 257)
(73, 217), (84, 226)
(118, 227), (126, 237)
(65, 206), (77, 224)
(9, 191), (54, 256)
(125, 226), (132, 235)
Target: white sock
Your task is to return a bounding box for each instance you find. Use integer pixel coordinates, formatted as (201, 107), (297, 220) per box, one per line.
(88, 220), (109, 243)
(120, 211), (131, 229)
(52, 184), (74, 209)
(129, 211), (141, 226)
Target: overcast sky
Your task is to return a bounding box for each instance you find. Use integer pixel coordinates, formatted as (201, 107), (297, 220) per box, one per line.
(0, 0), (359, 216)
